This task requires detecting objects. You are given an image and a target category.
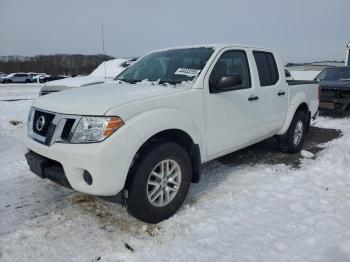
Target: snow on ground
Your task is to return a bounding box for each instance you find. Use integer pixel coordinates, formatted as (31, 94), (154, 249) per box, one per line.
(0, 84), (350, 262)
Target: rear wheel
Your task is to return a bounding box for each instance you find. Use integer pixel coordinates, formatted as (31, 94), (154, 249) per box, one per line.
(124, 142), (192, 223)
(278, 111), (307, 153)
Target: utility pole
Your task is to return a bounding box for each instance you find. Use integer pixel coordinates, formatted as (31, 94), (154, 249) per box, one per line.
(346, 42), (350, 66)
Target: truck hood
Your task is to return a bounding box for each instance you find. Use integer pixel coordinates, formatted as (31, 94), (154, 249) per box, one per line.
(320, 80), (350, 91)
(33, 82), (189, 115)
(41, 76), (108, 90)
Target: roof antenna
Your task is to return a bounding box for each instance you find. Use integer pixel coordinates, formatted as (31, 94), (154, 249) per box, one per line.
(101, 21), (107, 80)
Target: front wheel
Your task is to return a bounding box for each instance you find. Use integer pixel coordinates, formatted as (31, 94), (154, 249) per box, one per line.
(124, 142), (192, 223)
(278, 111), (307, 153)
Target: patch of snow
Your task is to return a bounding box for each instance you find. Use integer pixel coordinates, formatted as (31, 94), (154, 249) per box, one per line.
(43, 59), (128, 89)
(90, 58), (127, 78)
(131, 79), (194, 89)
(43, 75), (106, 88)
(300, 150), (314, 159)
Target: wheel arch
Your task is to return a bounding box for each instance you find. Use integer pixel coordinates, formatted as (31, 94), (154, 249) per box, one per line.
(125, 128), (201, 190)
(278, 101), (310, 135)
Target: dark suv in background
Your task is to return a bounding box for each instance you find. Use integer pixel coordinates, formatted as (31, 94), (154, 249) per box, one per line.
(315, 67), (350, 112)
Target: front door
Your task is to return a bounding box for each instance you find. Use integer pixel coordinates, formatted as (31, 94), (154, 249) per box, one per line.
(204, 49), (260, 157)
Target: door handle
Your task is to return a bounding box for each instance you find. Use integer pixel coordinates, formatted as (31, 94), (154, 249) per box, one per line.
(248, 96), (259, 101)
(278, 91), (286, 96)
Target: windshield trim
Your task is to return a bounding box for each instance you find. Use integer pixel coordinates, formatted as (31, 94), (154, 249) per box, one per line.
(115, 47), (214, 86)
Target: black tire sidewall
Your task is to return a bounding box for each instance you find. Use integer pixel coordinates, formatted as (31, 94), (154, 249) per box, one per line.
(286, 111), (307, 153)
(125, 142), (192, 224)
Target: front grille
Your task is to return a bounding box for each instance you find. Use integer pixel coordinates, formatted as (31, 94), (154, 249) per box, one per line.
(32, 110), (55, 137)
(321, 89), (339, 99)
(61, 119), (75, 140)
(29, 108), (80, 146)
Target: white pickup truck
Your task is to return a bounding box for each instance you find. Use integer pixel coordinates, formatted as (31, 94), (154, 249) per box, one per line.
(24, 45), (319, 223)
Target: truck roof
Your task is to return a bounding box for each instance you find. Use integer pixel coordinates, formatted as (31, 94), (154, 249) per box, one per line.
(151, 44), (273, 53)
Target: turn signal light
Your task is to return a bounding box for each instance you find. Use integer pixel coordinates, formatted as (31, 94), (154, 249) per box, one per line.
(103, 117), (124, 137)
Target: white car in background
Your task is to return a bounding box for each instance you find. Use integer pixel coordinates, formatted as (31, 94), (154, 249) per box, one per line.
(39, 58), (136, 96)
(2, 73), (33, 83)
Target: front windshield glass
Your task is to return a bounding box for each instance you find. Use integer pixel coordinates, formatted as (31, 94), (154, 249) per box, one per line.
(116, 47), (214, 85)
(316, 67), (350, 81)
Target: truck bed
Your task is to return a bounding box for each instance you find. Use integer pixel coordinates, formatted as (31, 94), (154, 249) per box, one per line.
(287, 80), (317, 85)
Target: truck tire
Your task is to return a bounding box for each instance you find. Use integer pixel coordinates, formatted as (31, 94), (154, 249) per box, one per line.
(124, 142), (192, 223)
(278, 110), (307, 153)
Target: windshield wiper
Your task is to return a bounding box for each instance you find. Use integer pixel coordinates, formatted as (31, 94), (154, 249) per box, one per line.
(159, 80), (182, 85)
(117, 79), (142, 84)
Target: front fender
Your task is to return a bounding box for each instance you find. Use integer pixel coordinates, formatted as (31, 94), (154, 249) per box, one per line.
(126, 107), (204, 153)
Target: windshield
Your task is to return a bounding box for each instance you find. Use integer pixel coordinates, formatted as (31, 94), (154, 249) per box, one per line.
(316, 67), (350, 81)
(116, 47), (214, 85)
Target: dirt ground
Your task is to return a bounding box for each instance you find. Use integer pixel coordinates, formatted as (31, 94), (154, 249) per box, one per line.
(218, 125), (342, 168)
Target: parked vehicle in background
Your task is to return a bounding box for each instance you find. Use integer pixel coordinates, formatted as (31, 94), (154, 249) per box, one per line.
(39, 75), (67, 83)
(315, 66), (350, 112)
(32, 73), (48, 83)
(0, 72), (7, 82)
(24, 45), (319, 223)
(284, 68), (294, 81)
(39, 58), (137, 96)
(2, 73), (33, 83)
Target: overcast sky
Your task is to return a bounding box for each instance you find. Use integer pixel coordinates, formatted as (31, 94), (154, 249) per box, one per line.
(0, 0), (349, 63)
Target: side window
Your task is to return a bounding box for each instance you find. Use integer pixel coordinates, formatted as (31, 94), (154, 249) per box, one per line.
(253, 51), (279, 86)
(209, 50), (251, 91)
(284, 69), (291, 77)
(266, 53), (279, 84)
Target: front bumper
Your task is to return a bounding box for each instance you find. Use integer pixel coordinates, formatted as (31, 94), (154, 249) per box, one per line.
(319, 99), (350, 111)
(23, 124), (142, 196)
(25, 151), (72, 188)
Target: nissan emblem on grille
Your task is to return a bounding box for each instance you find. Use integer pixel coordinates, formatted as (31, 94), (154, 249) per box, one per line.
(36, 116), (46, 131)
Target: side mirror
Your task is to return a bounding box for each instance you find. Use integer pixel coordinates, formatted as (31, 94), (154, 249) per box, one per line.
(210, 74), (242, 93)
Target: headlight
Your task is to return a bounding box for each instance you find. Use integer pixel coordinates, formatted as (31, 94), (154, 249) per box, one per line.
(70, 116), (124, 143)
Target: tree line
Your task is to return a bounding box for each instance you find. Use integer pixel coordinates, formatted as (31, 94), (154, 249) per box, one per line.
(0, 54), (114, 75)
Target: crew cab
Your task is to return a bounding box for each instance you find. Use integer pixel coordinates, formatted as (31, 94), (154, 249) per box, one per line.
(23, 45), (319, 223)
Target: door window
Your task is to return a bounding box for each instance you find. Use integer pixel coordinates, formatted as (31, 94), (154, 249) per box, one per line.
(209, 50), (251, 91)
(253, 51), (279, 86)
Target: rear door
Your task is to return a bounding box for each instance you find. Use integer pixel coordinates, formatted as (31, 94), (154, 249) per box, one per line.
(253, 51), (287, 136)
(15, 74), (26, 83)
(13, 74), (22, 83)
(204, 49), (260, 157)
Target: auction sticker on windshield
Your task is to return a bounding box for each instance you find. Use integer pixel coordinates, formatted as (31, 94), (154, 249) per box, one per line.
(174, 68), (201, 77)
